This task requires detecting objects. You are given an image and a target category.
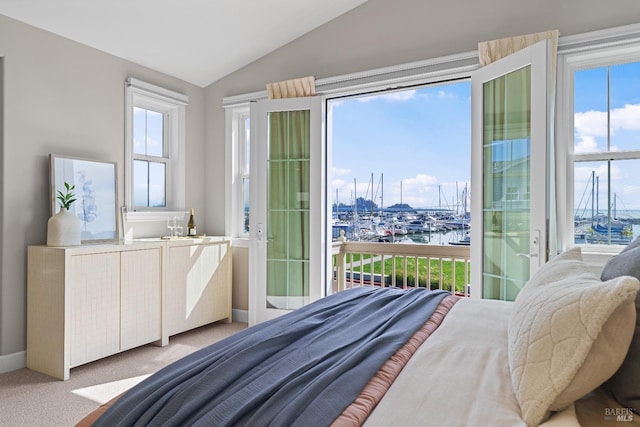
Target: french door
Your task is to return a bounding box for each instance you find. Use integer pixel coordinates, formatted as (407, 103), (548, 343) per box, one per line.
(249, 96), (326, 325)
(470, 40), (552, 300)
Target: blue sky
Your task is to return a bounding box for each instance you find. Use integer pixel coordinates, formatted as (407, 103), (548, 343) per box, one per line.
(330, 60), (640, 213)
(330, 81), (471, 210)
(573, 61), (640, 212)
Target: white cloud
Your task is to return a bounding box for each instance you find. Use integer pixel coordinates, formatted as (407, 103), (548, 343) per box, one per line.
(575, 110), (608, 138)
(574, 103), (640, 153)
(332, 167), (352, 176)
(574, 165), (598, 183)
(402, 173), (438, 187)
(622, 184), (640, 198)
(574, 135), (598, 154)
(332, 178), (369, 205)
(358, 90), (417, 103)
(574, 163), (623, 182)
(437, 90), (456, 99)
(612, 103), (640, 132)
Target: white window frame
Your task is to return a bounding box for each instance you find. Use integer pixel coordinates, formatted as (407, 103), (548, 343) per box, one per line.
(557, 28), (640, 254)
(225, 104), (251, 244)
(124, 78), (188, 222)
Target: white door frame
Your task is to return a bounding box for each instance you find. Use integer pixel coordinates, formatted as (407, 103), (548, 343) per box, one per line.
(248, 97), (326, 326)
(470, 40), (551, 299)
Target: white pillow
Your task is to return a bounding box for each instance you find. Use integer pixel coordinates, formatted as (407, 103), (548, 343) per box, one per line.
(508, 247), (639, 426)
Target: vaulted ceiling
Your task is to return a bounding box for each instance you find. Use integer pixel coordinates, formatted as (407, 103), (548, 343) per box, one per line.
(0, 0), (367, 87)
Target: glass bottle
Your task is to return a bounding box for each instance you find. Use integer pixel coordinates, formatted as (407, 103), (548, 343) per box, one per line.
(187, 209), (197, 236)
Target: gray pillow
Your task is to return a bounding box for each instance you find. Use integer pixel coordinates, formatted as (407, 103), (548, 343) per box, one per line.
(600, 236), (640, 414)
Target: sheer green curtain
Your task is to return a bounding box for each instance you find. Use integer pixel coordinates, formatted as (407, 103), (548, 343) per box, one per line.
(482, 66), (531, 300)
(266, 110), (311, 308)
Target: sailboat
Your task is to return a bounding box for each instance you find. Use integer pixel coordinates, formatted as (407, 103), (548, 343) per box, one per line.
(574, 171), (632, 244)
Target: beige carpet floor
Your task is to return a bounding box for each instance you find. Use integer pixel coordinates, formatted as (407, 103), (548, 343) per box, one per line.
(0, 321), (247, 427)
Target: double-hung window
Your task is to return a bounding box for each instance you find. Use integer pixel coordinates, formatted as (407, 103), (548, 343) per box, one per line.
(226, 105), (251, 240)
(560, 42), (640, 249)
(125, 78), (188, 220)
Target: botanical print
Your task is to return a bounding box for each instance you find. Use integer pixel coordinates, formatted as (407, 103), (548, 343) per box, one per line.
(51, 155), (117, 242)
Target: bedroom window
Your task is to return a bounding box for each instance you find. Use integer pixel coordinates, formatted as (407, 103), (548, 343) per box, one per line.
(226, 106), (251, 239)
(125, 78), (188, 219)
(563, 51), (640, 247)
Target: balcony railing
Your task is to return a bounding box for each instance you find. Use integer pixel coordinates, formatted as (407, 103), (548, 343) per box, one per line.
(331, 241), (471, 297)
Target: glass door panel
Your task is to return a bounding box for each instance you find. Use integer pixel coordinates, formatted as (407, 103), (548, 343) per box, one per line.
(482, 66), (531, 300)
(249, 97), (323, 325)
(471, 40), (550, 301)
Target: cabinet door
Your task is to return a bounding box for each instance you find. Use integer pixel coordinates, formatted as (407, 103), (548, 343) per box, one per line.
(120, 248), (162, 351)
(69, 252), (120, 367)
(166, 242), (231, 336)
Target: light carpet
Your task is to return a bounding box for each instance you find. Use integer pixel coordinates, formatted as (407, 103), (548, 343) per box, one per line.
(72, 374), (151, 404)
(1, 321), (247, 427)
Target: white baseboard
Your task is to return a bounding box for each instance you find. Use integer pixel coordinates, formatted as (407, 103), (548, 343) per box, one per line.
(0, 350), (25, 374)
(0, 312), (250, 375)
(232, 309), (248, 324)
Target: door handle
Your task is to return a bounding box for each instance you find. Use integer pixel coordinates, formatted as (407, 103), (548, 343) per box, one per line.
(530, 229), (540, 258)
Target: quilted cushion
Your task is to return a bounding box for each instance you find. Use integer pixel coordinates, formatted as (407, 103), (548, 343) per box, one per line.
(600, 236), (640, 414)
(508, 247), (639, 426)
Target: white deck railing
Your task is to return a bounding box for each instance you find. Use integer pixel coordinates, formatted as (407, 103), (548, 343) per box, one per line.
(331, 241), (471, 297)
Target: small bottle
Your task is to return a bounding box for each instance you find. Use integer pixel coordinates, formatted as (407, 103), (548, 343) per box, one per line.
(187, 209), (197, 236)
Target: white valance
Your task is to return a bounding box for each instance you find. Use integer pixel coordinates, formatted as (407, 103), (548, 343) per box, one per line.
(478, 30), (560, 66)
(266, 76), (316, 99)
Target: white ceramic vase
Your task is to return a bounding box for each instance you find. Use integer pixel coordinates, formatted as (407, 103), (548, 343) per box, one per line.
(47, 208), (82, 246)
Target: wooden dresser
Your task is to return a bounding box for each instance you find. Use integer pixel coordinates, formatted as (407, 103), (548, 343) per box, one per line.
(27, 237), (231, 380)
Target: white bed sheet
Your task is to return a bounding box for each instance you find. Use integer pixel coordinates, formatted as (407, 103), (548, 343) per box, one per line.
(364, 298), (580, 427)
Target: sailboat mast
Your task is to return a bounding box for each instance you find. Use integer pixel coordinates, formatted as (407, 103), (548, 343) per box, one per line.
(353, 178), (357, 218)
(464, 183), (468, 214)
(596, 176), (599, 220)
(370, 173), (374, 214)
(456, 181), (459, 216)
(591, 171), (595, 226)
(381, 173), (384, 214)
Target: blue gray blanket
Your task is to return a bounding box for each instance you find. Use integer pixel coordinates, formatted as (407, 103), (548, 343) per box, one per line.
(93, 287), (449, 427)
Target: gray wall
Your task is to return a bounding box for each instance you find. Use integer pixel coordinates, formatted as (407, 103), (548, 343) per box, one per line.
(205, 0), (640, 312)
(0, 16), (208, 367)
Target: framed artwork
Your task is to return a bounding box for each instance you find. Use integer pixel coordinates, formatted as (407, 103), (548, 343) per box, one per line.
(50, 154), (118, 243)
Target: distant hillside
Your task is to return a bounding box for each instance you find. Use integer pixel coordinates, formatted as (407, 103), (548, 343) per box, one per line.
(386, 203), (415, 212)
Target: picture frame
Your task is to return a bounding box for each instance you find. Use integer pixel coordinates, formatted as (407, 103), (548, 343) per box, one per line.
(50, 154), (118, 243)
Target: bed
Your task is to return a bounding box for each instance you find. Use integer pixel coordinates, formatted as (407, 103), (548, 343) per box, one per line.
(77, 245), (640, 427)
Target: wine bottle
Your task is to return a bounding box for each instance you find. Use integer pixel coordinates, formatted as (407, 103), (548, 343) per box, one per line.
(187, 209), (197, 236)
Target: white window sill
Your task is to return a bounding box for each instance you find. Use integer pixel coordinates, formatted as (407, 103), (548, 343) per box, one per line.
(125, 210), (188, 223)
(575, 243), (625, 256)
(231, 236), (250, 248)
